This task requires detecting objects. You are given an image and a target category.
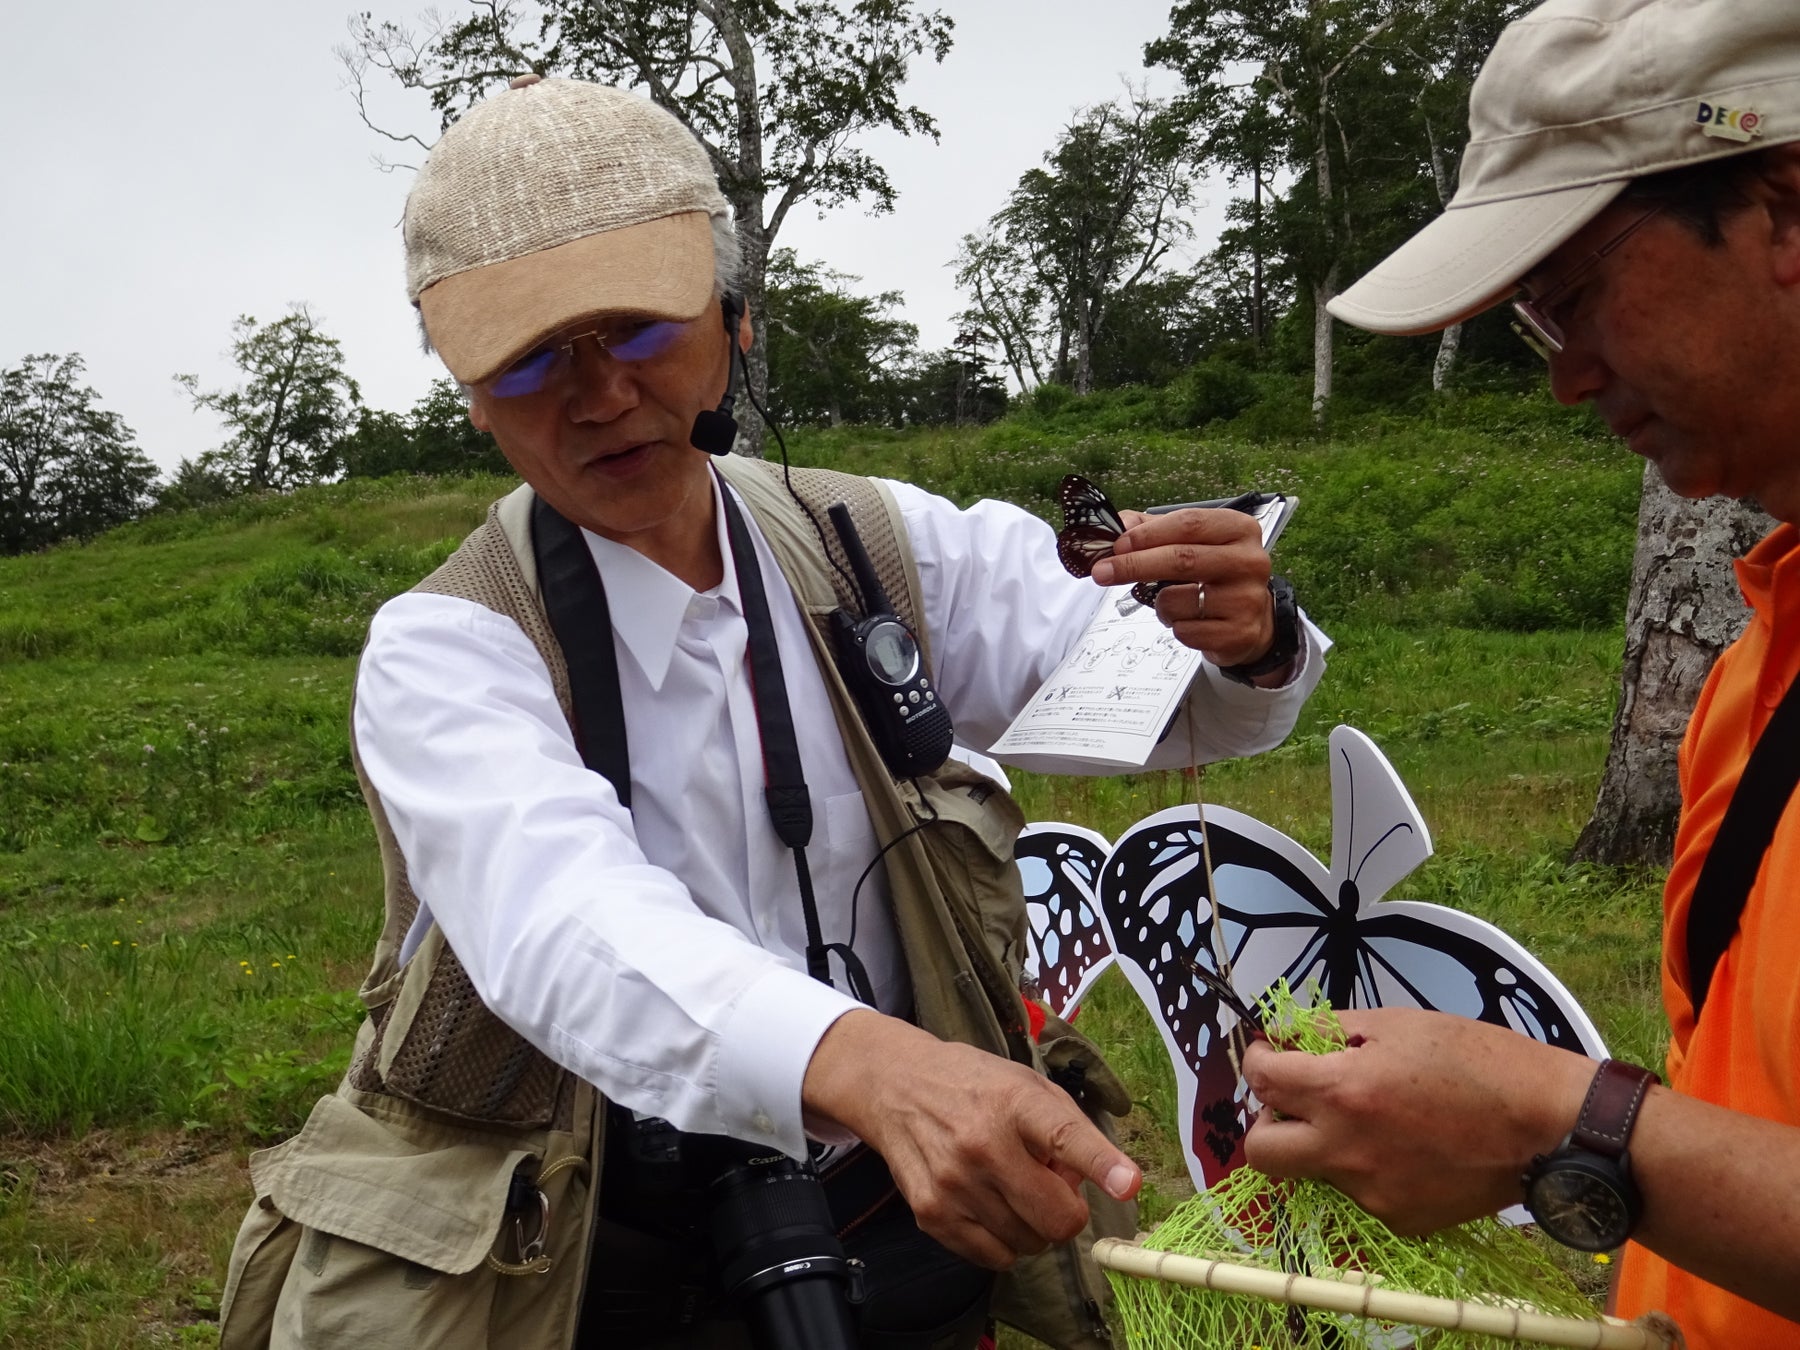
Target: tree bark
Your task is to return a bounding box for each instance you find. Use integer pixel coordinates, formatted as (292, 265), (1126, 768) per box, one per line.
(1573, 469), (1775, 865)
(1432, 322), (1462, 392)
(731, 211), (771, 457)
(1251, 162), (1265, 348)
(1311, 265), (1337, 419)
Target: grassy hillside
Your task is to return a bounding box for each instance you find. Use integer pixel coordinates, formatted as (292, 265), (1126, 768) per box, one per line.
(0, 404), (1663, 1347)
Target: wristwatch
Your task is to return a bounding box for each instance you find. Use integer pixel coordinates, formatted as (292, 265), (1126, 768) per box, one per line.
(1522, 1058), (1659, 1251)
(1220, 576), (1301, 683)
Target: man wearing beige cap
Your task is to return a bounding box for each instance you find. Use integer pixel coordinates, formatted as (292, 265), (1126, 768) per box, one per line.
(1242, 0), (1800, 1344)
(218, 75), (1327, 1350)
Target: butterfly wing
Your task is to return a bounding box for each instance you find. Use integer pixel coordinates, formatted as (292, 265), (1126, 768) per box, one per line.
(1057, 475), (1126, 582)
(1343, 900), (1608, 1057)
(1016, 822), (1117, 1019)
(1329, 725), (1433, 906)
(1100, 805), (1335, 1190)
(1322, 727), (1605, 1056)
(1058, 474), (1127, 535)
(1057, 523), (1121, 580)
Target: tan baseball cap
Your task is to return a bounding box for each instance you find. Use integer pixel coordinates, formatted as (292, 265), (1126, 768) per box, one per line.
(1330, 0), (1800, 337)
(404, 76), (731, 384)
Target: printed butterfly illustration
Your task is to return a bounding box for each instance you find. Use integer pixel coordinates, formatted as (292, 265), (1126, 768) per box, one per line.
(1097, 725), (1608, 1192)
(1015, 823), (1117, 1020)
(1056, 474), (1168, 608)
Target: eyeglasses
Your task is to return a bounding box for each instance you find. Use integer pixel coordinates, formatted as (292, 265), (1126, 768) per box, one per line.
(1056, 474), (1166, 608)
(1510, 205), (1664, 361)
(484, 317), (692, 398)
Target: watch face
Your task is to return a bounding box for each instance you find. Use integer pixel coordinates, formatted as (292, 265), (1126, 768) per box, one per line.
(1526, 1164), (1632, 1252)
(863, 620), (919, 685)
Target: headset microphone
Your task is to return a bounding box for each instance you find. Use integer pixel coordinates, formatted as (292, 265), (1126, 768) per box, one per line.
(691, 292), (744, 456)
(691, 396), (738, 456)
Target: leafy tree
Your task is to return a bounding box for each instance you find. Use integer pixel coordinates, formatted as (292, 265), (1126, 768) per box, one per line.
(896, 334), (1008, 427)
(339, 379), (509, 478)
(764, 249), (919, 426)
(1149, 1), (1423, 418)
(342, 0), (953, 453)
(0, 353), (156, 554)
(1149, 0), (1535, 413)
(956, 95), (1195, 396)
(1390, 0), (1535, 389)
(176, 305), (362, 493)
(154, 457), (237, 515)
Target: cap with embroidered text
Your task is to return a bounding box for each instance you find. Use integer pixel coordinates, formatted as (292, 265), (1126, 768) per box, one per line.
(1330, 0), (1800, 337)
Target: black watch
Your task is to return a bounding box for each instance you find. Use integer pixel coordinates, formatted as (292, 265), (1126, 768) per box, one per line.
(1219, 575), (1300, 683)
(1522, 1058), (1659, 1251)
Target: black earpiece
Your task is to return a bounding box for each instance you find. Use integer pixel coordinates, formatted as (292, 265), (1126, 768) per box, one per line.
(691, 292), (743, 456)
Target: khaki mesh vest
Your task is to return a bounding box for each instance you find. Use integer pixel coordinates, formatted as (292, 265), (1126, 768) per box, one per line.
(225, 459), (1128, 1350)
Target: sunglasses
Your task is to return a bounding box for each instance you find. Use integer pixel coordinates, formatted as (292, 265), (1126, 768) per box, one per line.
(485, 317), (692, 398)
(1510, 205), (1664, 361)
(1056, 475), (1168, 608)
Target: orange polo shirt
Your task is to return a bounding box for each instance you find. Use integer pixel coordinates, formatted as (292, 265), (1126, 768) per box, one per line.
(1615, 524), (1800, 1346)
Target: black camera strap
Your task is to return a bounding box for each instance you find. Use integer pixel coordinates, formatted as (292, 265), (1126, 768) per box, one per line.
(530, 479), (872, 1003)
(1684, 669), (1800, 1022)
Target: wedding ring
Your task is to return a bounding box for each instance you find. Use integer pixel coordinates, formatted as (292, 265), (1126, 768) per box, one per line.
(1194, 583), (1207, 621)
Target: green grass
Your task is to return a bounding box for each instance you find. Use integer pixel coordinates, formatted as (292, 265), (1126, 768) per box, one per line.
(0, 400), (1669, 1346)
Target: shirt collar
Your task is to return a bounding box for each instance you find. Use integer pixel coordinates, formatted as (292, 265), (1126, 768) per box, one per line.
(1733, 521), (1800, 616)
(580, 473), (744, 692)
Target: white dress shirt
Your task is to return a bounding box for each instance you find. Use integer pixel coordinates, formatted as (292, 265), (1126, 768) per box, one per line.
(353, 474), (1328, 1159)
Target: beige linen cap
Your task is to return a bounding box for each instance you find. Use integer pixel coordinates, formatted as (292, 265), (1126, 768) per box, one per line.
(404, 77), (731, 384)
(1330, 0), (1800, 336)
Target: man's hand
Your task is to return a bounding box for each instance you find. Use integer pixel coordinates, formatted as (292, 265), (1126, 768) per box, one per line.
(1089, 509), (1275, 668)
(1243, 1007), (1594, 1234)
(801, 1010), (1141, 1269)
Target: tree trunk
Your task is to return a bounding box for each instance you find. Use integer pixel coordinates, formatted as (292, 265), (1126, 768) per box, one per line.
(1074, 309), (1094, 397)
(1432, 322), (1462, 392)
(1251, 162), (1265, 348)
(732, 211), (771, 458)
(1311, 265), (1337, 420)
(1573, 470), (1774, 865)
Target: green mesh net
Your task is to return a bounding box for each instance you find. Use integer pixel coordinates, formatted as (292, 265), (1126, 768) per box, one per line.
(1107, 982), (1602, 1349)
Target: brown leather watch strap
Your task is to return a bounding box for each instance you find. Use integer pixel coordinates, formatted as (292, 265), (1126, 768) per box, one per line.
(1570, 1058), (1660, 1157)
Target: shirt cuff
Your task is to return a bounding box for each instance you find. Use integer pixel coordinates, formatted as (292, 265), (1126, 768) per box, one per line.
(1199, 611), (1330, 698)
(714, 965), (864, 1159)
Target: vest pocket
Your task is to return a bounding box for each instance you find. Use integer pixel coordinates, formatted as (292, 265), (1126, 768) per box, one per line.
(223, 1091), (564, 1348)
(910, 760), (1029, 983)
(218, 1191), (301, 1350)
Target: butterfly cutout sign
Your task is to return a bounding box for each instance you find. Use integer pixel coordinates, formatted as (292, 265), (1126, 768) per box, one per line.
(1016, 823), (1117, 1019)
(1091, 725), (1608, 1192)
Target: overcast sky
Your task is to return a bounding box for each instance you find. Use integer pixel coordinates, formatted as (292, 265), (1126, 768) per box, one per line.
(6, 1), (1224, 475)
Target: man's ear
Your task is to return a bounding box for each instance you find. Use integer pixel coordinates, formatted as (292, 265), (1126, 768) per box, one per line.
(1759, 143), (1800, 287)
(737, 301), (753, 354)
(467, 394), (491, 433)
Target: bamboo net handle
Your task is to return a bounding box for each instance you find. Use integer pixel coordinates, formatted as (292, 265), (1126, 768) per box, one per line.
(1093, 1237), (1680, 1350)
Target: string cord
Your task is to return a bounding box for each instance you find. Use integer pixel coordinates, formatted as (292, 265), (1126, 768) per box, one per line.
(732, 340), (860, 602)
(1185, 711), (1249, 1072)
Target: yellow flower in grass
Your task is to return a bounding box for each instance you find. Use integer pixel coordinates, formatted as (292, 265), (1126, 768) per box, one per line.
(1594, 1253), (1613, 1266)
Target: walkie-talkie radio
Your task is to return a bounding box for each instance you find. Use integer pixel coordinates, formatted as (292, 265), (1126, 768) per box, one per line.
(825, 502), (954, 779)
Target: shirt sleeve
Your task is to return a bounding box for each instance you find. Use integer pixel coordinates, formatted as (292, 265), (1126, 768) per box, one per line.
(352, 591), (861, 1158)
(880, 477), (1330, 773)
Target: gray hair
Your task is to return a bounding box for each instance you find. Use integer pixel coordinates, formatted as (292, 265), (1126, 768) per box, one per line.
(421, 210), (744, 364)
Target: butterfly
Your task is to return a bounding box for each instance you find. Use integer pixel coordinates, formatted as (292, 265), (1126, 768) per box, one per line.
(1015, 823), (1117, 1020)
(1096, 725), (1609, 1192)
(1056, 474), (1168, 609)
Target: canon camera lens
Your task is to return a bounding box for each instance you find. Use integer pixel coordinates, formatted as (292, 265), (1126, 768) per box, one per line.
(701, 1139), (862, 1350)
